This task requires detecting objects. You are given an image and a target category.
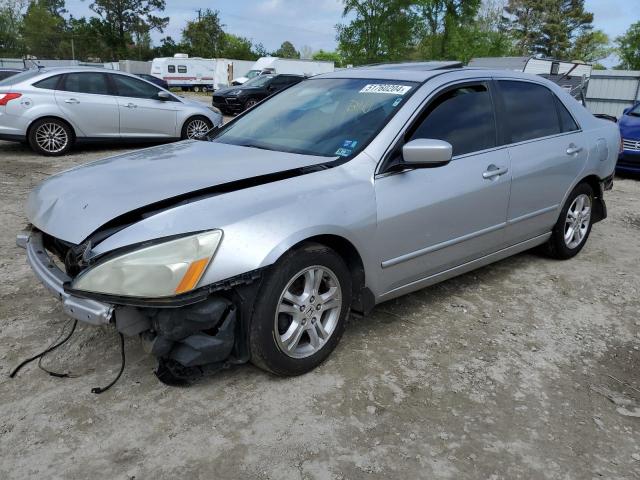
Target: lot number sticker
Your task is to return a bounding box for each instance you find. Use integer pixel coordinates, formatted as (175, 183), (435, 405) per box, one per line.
(360, 84), (412, 95)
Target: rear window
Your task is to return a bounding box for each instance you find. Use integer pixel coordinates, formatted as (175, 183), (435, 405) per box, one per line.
(34, 75), (62, 90)
(498, 80), (562, 143)
(556, 97), (579, 132)
(61, 72), (110, 95)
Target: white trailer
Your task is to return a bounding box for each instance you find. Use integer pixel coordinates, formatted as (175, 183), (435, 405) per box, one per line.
(232, 57), (334, 85)
(151, 55), (256, 92)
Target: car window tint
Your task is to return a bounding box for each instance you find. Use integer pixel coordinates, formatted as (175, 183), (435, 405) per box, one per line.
(409, 84), (497, 156)
(168, 65), (175, 73)
(113, 75), (160, 99)
(61, 73), (110, 95)
(178, 65), (187, 73)
(0, 71), (17, 81)
(34, 75), (62, 90)
(499, 80), (561, 142)
(556, 96), (579, 132)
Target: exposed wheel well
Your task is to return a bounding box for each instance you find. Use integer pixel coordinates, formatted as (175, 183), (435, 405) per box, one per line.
(291, 235), (374, 315)
(578, 174), (606, 223)
(27, 116), (76, 141)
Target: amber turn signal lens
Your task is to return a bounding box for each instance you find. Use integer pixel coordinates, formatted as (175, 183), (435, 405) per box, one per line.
(175, 257), (210, 294)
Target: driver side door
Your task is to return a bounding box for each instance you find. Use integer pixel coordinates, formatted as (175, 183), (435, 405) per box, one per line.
(109, 74), (179, 138)
(373, 81), (512, 298)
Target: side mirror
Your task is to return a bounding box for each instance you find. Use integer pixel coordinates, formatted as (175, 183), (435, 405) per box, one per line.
(157, 91), (171, 101)
(623, 107), (631, 115)
(397, 139), (452, 169)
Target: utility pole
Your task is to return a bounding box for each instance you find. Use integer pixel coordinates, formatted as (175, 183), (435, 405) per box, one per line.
(71, 37), (75, 61)
(197, 8), (202, 20)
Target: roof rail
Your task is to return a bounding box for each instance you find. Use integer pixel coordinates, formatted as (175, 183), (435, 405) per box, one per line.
(358, 61), (463, 71)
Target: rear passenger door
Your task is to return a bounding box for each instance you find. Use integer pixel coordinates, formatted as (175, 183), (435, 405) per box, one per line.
(54, 72), (120, 138)
(496, 80), (586, 245)
(110, 74), (178, 138)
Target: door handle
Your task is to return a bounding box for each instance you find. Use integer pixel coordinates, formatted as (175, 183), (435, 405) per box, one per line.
(64, 98), (79, 104)
(483, 164), (509, 179)
(125, 103), (137, 109)
(566, 144), (583, 155)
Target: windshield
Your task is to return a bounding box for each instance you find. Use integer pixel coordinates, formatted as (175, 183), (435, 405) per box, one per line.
(241, 75), (274, 88)
(246, 70), (261, 79)
(0, 69), (41, 86)
(213, 78), (417, 157)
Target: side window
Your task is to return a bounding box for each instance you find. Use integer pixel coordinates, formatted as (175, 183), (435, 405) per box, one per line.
(167, 65), (175, 73)
(408, 83), (497, 157)
(177, 65), (187, 73)
(555, 96), (579, 132)
(34, 75), (62, 90)
(112, 75), (160, 99)
(61, 72), (110, 95)
(498, 81), (561, 143)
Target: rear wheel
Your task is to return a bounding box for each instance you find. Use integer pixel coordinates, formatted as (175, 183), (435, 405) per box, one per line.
(181, 116), (212, 140)
(28, 118), (73, 156)
(249, 243), (352, 376)
(544, 182), (594, 259)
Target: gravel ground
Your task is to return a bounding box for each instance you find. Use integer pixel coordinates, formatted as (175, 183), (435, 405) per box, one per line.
(0, 136), (639, 479)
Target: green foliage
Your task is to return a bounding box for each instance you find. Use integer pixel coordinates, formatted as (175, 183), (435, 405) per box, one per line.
(570, 29), (611, 63)
(219, 33), (257, 60)
(181, 8), (224, 57)
(22, 0), (66, 58)
(273, 40), (300, 59)
(0, 0), (25, 56)
(312, 49), (344, 67)
(616, 21), (640, 70)
(337, 0), (415, 65)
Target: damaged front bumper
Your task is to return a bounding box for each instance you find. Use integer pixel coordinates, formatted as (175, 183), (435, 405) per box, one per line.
(18, 230), (114, 325)
(18, 229), (251, 382)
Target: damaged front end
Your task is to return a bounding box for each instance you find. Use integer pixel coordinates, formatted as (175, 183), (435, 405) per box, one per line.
(18, 228), (261, 385)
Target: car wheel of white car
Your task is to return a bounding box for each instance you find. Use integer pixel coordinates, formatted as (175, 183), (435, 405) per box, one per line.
(249, 242), (352, 376)
(545, 182), (594, 259)
(181, 116), (213, 140)
(28, 118), (73, 156)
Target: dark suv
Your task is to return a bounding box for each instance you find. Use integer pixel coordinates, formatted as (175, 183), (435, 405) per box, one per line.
(212, 74), (304, 114)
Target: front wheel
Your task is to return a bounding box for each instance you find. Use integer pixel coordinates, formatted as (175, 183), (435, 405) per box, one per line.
(181, 116), (212, 140)
(544, 182), (594, 259)
(249, 243), (352, 376)
(243, 98), (258, 111)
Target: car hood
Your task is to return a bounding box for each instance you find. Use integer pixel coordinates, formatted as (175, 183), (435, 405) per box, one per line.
(26, 140), (335, 244)
(620, 114), (640, 139)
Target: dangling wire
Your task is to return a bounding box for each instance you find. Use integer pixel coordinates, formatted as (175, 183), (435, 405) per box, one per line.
(10, 320), (78, 378)
(91, 333), (126, 395)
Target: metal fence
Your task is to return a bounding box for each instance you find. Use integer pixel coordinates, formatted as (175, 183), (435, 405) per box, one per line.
(586, 70), (640, 118)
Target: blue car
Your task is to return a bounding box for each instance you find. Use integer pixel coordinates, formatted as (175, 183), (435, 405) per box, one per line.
(618, 102), (640, 173)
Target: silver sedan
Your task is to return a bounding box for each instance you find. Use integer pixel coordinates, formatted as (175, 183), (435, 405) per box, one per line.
(0, 67), (222, 156)
(18, 63), (618, 385)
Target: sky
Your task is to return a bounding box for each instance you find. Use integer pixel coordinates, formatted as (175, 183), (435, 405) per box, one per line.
(65, 0), (640, 65)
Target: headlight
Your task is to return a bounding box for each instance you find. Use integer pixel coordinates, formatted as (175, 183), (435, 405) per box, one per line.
(228, 90), (242, 96)
(208, 105), (222, 115)
(72, 230), (222, 298)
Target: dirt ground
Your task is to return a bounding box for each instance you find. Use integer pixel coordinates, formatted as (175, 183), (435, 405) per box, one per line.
(1, 135), (639, 480)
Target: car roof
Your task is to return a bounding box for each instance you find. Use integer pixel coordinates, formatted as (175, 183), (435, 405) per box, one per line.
(315, 63), (563, 85)
(22, 66), (145, 78)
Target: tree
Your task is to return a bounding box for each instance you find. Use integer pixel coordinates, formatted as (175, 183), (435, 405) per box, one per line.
(153, 36), (180, 57)
(273, 40), (300, 59)
(337, 0), (416, 65)
(89, 0), (168, 60)
(616, 21), (640, 70)
(0, 0), (26, 56)
(570, 29), (611, 63)
(22, 0), (67, 58)
(219, 33), (256, 60)
(312, 49), (344, 67)
(181, 8), (224, 57)
(504, 0), (594, 59)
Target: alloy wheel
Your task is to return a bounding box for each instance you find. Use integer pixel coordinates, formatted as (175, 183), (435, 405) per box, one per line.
(564, 193), (591, 249)
(274, 266), (342, 359)
(35, 122), (69, 154)
(185, 119), (210, 139)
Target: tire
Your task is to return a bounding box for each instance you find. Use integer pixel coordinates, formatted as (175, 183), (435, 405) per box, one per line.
(243, 98), (258, 111)
(193, 86), (201, 93)
(28, 118), (73, 156)
(249, 242), (352, 376)
(181, 116), (213, 140)
(544, 182), (594, 259)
